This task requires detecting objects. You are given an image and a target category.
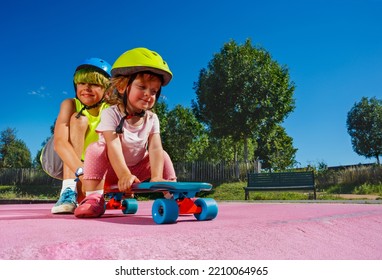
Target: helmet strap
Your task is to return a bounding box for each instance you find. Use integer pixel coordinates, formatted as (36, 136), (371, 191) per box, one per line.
(75, 98), (104, 119)
(115, 74), (145, 134)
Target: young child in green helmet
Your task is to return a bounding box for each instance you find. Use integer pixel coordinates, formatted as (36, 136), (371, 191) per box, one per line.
(74, 47), (177, 218)
(41, 58), (111, 214)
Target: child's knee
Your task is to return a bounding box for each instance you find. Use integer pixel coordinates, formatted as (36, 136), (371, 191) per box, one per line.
(70, 113), (88, 131)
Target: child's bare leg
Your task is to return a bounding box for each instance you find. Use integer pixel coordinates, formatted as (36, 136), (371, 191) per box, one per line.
(52, 115), (88, 214)
(67, 113), (87, 201)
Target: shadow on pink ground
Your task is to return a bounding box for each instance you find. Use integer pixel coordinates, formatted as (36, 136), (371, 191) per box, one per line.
(0, 201), (381, 260)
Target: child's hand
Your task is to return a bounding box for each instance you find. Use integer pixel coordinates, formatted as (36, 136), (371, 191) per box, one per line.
(150, 177), (176, 183)
(149, 177), (176, 199)
(118, 174), (140, 192)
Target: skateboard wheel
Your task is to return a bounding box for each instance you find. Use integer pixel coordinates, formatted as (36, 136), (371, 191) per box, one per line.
(194, 198), (218, 221)
(152, 199), (179, 224)
(121, 199), (138, 214)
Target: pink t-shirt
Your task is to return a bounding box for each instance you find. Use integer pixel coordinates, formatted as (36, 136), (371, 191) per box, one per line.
(96, 105), (160, 166)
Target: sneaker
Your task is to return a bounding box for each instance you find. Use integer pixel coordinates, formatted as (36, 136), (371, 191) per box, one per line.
(51, 187), (77, 214)
(74, 193), (105, 218)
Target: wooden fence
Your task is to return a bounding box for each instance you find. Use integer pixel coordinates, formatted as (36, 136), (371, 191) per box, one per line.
(0, 161), (261, 185)
(174, 161), (261, 183)
(0, 168), (61, 186)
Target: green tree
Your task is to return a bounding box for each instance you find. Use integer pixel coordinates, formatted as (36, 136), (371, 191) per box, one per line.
(255, 125), (298, 171)
(0, 127), (32, 168)
(347, 97), (382, 165)
(192, 39), (296, 167)
(156, 101), (252, 163)
(161, 105), (208, 162)
(198, 136), (256, 163)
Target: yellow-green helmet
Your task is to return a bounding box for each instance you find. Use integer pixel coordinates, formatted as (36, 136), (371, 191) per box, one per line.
(111, 47), (172, 86)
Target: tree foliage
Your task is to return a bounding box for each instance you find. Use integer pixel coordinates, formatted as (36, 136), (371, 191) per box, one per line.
(347, 97), (382, 164)
(192, 38), (296, 168)
(255, 125), (297, 171)
(0, 127), (32, 168)
(193, 39), (295, 138)
(161, 104), (208, 162)
(197, 136), (256, 163)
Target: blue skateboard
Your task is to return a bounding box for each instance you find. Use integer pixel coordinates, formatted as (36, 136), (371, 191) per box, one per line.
(104, 182), (218, 224)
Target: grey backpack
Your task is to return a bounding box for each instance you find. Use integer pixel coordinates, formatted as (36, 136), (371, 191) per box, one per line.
(40, 136), (63, 180)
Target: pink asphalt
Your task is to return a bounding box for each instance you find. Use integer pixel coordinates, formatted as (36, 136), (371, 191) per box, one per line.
(0, 201), (381, 260)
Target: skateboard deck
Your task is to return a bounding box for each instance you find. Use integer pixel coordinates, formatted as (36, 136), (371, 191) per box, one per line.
(104, 182), (218, 224)
(132, 181), (212, 195)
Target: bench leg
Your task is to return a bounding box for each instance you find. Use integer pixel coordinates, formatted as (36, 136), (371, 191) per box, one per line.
(245, 191), (249, 200)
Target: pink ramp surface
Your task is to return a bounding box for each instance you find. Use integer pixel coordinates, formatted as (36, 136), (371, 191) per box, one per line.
(0, 201), (381, 260)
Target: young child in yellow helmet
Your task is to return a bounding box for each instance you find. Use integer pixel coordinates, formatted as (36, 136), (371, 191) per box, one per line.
(41, 58), (111, 214)
(74, 48), (177, 218)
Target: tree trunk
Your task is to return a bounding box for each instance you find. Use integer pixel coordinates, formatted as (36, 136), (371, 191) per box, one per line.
(234, 144), (240, 179)
(243, 137), (249, 173)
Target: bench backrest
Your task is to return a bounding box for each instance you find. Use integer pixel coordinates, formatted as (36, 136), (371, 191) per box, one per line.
(247, 171), (315, 187)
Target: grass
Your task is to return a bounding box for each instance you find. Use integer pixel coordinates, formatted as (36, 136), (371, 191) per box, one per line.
(353, 183), (382, 195)
(210, 181), (341, 201)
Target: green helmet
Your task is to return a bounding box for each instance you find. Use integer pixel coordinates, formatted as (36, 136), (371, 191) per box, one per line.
(111, 47), (172, 86)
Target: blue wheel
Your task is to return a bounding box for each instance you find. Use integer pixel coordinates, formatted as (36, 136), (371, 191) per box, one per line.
(194, 198), (218, 221)
(121, 199), (138, 214)
(151, 199), (179, 224)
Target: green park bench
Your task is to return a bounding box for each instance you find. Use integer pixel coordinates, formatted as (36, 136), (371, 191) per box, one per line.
(243, 171), (316, 200)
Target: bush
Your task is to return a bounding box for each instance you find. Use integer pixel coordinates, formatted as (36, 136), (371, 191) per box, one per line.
(316, 165), (382, 194)
(353, 183), (382, 195)
(0, 185), (60, 200)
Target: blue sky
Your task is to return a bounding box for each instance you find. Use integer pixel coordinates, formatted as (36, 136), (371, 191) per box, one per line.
(1, 0), (381, 167)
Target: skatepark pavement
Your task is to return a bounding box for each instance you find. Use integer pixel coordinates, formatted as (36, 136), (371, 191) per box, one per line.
(0, 200), (381, 260)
